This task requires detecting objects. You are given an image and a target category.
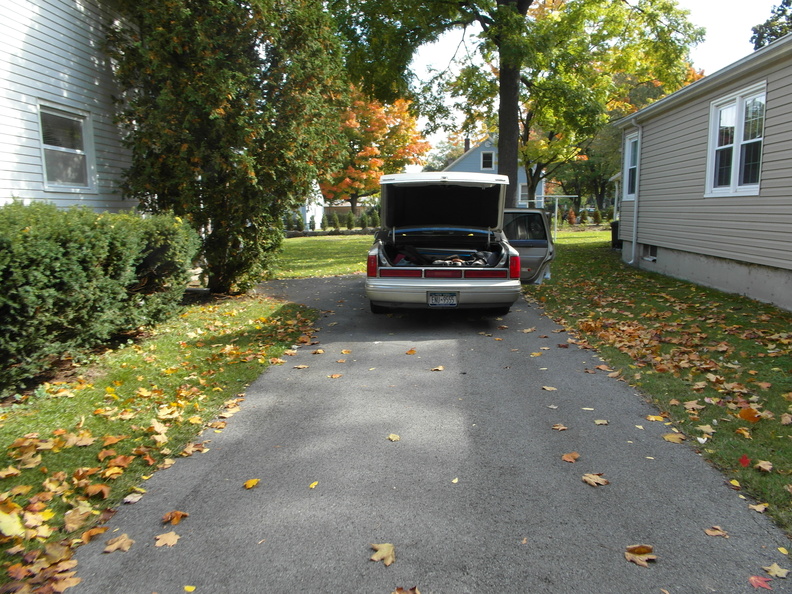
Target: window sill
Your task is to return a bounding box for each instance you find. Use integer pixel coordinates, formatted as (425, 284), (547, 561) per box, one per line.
(704, 186), (760, 198)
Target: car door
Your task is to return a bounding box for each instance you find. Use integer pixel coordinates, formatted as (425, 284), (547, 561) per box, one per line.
(502, 209), (555, 283)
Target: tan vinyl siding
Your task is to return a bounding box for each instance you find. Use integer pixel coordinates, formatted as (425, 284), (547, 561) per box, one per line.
(626, 57), (792, 273)
(0, 0), (132, 212)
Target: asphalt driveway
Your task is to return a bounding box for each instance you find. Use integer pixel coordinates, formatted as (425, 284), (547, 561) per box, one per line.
(73, 275), (791, 593)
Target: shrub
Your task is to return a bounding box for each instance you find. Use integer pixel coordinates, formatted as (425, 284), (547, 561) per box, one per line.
(331, 212), (340, 231)
(567, 208), (577, 225)
(579, 209), (589, 224)
(0, 202), (199, 395)
(309, 215), (316, 231)
(592, 209), (602, 225)
(369, 210), (380, 228)
(345, 211), (355, 230)
(358, 213), (369, 229)
(321, 214), (328, 230)
(295, 214), (305, 232)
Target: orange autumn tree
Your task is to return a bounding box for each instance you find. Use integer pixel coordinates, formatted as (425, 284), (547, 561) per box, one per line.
(320, 89), (430, 212)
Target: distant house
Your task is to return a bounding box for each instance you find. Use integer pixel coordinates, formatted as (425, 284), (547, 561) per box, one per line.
(615, 34), (792, 311)
(443, 136), (545, 207)
(1, 0), (133, 212)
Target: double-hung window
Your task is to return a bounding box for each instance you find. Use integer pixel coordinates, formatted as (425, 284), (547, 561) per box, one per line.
(706, 83), (765, 196)
(623, 132), (639, 201)
(39, 104), (95, 191)
(481, 151), (494, 170)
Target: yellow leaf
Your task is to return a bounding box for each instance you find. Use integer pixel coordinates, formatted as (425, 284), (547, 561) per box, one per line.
(387, 434), (400, 442)
(763, 563), (789, 578)
(451, 477), (459, 484)
(735, 427), (752, 439)
(244, 479), (260, 489)
(704, 526), (729, 538)
(430, 366), (444, 371)
(662, 433), (686, 443)
(542, 386), (557, 391)
(755, 460), (774, 472)
(779, 547), (789, 555)
(309, 481), (318, 489)
(730, 479), (741, 488)
(370, 543), (396, 566)
(646, 415), (664, 422)
(594, 419), (609, 425)
(185, 587), (196, 593)
(0, 511), (25, 538)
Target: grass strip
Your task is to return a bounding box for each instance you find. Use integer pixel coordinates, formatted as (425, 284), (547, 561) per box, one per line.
(0, 294), (317, 589)
(526, 231), (792, 534)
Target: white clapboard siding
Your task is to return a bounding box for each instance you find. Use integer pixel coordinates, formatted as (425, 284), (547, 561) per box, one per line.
(0, 0), (133, 212)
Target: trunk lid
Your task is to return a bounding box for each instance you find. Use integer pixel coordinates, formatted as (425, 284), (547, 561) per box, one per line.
(379, 172), (509, 232)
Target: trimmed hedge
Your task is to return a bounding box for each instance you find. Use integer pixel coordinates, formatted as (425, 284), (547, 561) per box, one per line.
(0, 202), (200, 395)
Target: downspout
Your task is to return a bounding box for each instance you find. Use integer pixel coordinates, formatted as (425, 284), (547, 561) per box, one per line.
(627, 117), (642, 265)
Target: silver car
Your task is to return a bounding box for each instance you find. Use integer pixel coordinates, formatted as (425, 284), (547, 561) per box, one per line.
(365, 172), (553, 314)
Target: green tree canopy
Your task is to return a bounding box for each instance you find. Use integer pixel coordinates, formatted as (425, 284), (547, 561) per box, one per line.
(751, 0), (792, 49)
(106, 0), (349, 293)
(331, 0), (702, 207)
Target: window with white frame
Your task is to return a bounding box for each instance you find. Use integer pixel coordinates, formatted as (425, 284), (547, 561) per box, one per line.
(519, 184), (544, 208)
(481, 151), (494, 170)
(706, 83), (765, 196)
(39, 104), (95, 190)
(623, 132), (639, 201)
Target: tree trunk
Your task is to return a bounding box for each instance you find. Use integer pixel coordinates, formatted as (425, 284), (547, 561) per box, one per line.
(499, 61), (521, 208)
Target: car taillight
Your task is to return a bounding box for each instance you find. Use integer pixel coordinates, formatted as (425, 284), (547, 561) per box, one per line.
(509, 254), (521, 279)
(367, 254), (378, 277)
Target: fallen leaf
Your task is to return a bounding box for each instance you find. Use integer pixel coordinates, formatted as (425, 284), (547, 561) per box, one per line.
(749, 575), (773, 589)
(387, 434), (400, 442)
(80, 526), (108, 543)
(582, 473), (609, 487)
(184, 587), (196, 593)
(155, 531), (180, 547)
(704, 526), (729, 538)
(646, 415), (664, 422)
(755, 460), (774, 472)
(451, 477), (459, 484)
(293, 364), (309, 369)
(370, 543), (396, 566)
(163, 511), (189, 525)
(312, 349), (325, 355)
(662, 433), (686, 444)
(405, 348), (416, 355)
(552, 423), (568, 431)
(392, 588), (420, 594)
(104, 534), (135, 553)
(0, 511), (26, 538)
(739, 454), (752, 468)
(244, 479), (260, 489)
(542, 386), (557, 391)
(624, 544), (657, 567)
(739, 407), (762, 423)
(430, 366), (444, 371)
(736, 427), (753, 439)
(749, 503), (769, 513)
(763, 563), (789, 578)
(328, 374), (342, 379)
(561, 452), (580, 463)
(594, 419), (609, 425)
(309, 481), (319, 489)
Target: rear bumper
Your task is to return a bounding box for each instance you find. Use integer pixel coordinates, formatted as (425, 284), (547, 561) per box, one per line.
(365, 278), (521, 309)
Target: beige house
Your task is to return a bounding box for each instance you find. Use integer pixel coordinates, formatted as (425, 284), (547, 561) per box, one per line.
(616, 34), (792, 311)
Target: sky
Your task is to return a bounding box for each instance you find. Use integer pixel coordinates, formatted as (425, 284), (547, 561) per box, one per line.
(682, 0), (780, 74)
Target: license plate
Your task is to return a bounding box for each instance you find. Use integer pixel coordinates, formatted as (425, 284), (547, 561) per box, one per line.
(428, 292), (458, 307)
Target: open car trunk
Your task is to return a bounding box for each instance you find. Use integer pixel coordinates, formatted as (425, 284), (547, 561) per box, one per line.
(366, 172), (522, 313)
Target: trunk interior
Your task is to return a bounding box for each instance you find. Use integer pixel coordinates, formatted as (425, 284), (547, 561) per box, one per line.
(379, 232), (507, 268)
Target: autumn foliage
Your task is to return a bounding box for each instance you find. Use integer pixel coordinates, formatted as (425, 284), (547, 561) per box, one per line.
(320, 89), (430, 211)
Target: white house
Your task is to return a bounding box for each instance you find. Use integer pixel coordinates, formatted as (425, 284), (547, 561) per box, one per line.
(443, 136), (546, 207)
(616, 33), (792, 311)
(1, 0), (132, 212)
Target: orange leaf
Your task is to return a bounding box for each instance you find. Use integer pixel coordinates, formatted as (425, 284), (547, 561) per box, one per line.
(81, 526), (108, 543)
(739, 408), (762, 423)
(162, 511), (189, 525)
(85, 484), (110, 499)
(244, 479), (260, 489)
(561, 452), (580, 463)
